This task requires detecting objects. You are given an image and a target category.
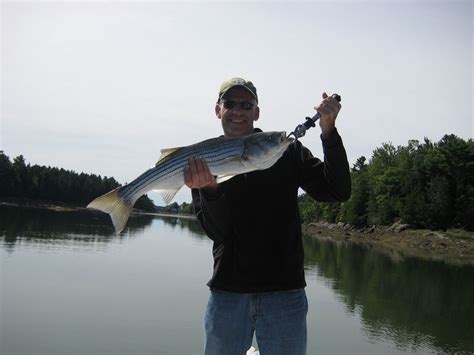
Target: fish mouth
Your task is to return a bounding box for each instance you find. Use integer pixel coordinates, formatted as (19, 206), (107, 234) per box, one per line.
(276, 132), (293, 146)
(279, 132), (293, 144)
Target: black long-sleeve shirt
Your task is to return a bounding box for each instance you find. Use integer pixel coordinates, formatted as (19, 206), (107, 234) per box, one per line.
(191, 128), (351, 293)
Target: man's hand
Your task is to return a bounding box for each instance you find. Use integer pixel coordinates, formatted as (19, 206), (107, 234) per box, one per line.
(315, 92), (341, 138)
(184, 157), (218, 192)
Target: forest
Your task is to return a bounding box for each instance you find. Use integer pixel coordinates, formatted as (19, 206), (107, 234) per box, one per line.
(1, 133), (472, 230)
(0, 153), (156, 212)
(298, 134), (473, 231)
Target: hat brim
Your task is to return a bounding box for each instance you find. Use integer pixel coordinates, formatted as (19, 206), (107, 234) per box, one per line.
(219, 85), (258, 103)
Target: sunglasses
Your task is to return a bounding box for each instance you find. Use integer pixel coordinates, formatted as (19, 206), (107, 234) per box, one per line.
(220, 100), (256, 111)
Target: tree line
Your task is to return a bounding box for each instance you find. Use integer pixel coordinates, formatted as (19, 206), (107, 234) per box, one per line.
(0, 152), (155, 212)
(298, 134), (473, 231)
(2, 133), (472, 229)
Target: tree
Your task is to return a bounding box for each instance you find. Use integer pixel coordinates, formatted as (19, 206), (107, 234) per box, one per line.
(12, 155), (28, 197)
(344, 156), (369, 227)
(135, 195), (156, 212)
(367, 143), (400, 225)
(298, 194), (323, 223)
(0, 152), (15, 197)
(179, 202), (194, 215)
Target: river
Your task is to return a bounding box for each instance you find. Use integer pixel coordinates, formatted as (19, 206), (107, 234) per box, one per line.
(1, 205), (473, 355)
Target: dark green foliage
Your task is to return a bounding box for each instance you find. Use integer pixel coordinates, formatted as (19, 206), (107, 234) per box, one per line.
(179, 202), (194, 215)
(298, 194), (322, 223)
(0, 153), (15, 196)
(134, 195), (157, 212)
(298, 135), (473, 230)
(156, 201), (194, 214)
(298, 194), (341, 223)
(0, 152), (155, 211)
(344, 156), (369, 227)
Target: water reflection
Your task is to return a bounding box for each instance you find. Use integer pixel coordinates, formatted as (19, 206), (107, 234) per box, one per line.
(303, 236), (474, 354)
(2, 204), (473, 354)
(160, 215), (206, 238)
(0, 205), (206, 251)
(0, 205), (154, 249)
(1, 205), (211, 355)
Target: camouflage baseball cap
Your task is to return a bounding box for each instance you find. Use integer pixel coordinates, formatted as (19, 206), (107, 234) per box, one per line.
(217, 77), (258, 103)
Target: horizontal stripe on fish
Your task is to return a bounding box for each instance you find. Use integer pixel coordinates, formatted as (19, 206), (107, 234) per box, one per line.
(122, 140), (244, 198)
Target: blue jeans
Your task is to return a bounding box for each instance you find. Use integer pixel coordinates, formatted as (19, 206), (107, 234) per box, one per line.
(204, 289), (308, 355)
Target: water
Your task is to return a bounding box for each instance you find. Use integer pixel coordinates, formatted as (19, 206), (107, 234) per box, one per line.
(1, 205), (473, 355)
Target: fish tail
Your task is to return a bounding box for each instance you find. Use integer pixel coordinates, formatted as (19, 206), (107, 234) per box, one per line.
(87, 187), (132, 233)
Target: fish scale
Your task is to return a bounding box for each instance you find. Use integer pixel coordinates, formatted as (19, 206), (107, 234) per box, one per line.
(87, 131), (291, 233)
(124, 140), (245, 198)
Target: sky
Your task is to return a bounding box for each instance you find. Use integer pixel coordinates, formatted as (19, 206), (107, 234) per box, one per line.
(2, 0), (473, 205)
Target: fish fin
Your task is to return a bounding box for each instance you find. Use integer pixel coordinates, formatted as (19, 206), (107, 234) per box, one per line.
(215, 174), (237, 184)
(160, 187), (182, 205)
(87, 187), (133, 234)
(156, 147), (182, 165)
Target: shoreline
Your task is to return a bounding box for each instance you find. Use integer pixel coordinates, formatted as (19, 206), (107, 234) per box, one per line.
(2, 199), (473, 265)
(132, 211), (197, 220)
(0, 200), (196, 220)
(302, 222), (474, 266)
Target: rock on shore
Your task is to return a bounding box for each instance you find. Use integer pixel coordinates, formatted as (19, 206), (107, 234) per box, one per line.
(302, 222), (474, 265)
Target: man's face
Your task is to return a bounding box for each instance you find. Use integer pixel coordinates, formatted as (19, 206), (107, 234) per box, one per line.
(215, 87), (259, 137)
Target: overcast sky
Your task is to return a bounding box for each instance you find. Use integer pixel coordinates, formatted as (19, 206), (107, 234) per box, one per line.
(2, 0), (472, 205)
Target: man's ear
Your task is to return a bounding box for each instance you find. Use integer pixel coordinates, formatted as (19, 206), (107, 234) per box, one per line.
(215, 104), (222, 119)
(254, 106), (260, 121)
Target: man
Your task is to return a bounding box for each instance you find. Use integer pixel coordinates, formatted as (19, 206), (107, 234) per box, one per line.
(184, 78), (351, 355)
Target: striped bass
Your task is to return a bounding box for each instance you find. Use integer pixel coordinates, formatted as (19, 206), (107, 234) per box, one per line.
(87, 131), (292, 233)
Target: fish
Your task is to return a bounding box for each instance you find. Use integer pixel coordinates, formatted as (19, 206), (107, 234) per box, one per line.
(87, 131), (292, 233)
